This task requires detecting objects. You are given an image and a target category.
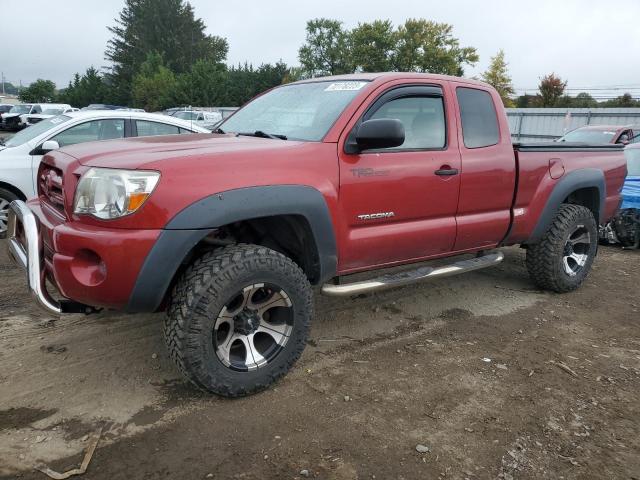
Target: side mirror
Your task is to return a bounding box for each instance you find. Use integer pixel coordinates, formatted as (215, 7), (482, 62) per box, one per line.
(40, 140), (60, 153)
(350, 118), (405, 153)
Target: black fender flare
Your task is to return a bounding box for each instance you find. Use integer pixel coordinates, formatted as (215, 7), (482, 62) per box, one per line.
(126, 185), (337, 313)
(529, 168), (605, 243)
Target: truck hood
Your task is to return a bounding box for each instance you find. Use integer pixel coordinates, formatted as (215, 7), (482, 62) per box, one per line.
(59, 133), (309, 169)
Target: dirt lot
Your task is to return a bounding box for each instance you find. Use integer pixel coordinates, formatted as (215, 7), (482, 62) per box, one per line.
(0, 243), (639, 480)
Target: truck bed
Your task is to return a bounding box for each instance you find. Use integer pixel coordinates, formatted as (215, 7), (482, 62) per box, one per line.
(506, 142), (627, 244)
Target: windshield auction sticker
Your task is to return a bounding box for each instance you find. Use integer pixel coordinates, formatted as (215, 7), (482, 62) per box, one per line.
(325, 82), (368, 92)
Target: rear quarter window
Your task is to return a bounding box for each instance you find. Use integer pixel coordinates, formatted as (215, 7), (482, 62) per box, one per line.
(456, 87), (499, 148)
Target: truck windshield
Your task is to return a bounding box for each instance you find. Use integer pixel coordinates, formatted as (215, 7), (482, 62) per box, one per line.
(626, 149), (640, 176)
(174, 111), (199, 121)
(220, 80), (370, 141)
(4, 115), (71, 147)
(8, 105), (32, 114)
(559, 128), (616, 143)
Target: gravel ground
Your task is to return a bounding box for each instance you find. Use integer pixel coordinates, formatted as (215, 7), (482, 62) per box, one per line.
(0, 244), (639, 480)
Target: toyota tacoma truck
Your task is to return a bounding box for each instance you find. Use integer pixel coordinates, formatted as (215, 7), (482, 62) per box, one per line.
(5, 73), (627, 397)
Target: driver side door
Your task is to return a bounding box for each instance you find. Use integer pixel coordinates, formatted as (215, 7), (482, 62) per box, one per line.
(337, 82), (461, 273)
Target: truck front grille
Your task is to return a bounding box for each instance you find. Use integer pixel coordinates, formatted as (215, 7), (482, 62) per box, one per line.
(38, 163), (65, 215)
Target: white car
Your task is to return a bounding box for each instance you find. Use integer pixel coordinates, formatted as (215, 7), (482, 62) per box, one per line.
(1, 104), (46, 130)
(172, 110), (223, 130)
(0, 110), (210, 235)
(23, 104), (78, 126)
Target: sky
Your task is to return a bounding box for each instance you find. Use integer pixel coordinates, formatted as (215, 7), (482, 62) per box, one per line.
(2, 0), (640, 99)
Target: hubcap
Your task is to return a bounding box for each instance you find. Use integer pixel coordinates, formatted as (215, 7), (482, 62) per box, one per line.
(0, 198), (9, 234)
(213, 283), (293, 371)
(562, 225), (591, 276)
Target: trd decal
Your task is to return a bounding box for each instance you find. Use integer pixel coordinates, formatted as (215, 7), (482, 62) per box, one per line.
(350, 168), (390, 178)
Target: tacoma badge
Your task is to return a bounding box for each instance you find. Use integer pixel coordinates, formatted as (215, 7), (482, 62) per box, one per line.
(357, 212), (395, 220)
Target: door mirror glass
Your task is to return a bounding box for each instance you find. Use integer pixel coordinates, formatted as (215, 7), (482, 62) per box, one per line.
(618, 134), (630, 145)
(355, 118), (405, 151)
(40, 140), (60, 153)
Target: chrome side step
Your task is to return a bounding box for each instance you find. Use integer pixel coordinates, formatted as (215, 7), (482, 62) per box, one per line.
(321, 251), (504, 297)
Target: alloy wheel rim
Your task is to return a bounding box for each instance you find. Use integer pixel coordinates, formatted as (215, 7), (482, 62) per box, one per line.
(562, 225), (591, 277)
(0, 198), (9, 233)
(213, 283), (293, 371)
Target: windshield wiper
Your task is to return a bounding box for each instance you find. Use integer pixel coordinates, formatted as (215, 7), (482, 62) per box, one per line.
(236, 130), (287, 140)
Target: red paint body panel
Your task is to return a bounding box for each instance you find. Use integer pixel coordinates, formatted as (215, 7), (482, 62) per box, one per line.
(448, 81), (517, 251)
(24, 73), (626, 310)
(28, 197), (160, 309)
(507, 149), (627, 243)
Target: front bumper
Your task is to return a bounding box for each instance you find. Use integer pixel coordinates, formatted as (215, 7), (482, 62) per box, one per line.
(5, 200), (162, 314)
(5, 200), (62, 314)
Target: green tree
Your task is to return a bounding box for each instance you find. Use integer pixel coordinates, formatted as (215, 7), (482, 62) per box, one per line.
(105, 0), (228, 105)
(393, 19), (478, 75)
(601, 93), (640, 107)
(172, 59), (228, 107)
(57, 67), (108, 107)
(481, 50), (515, 107)
(538, 73), (567, 107)
(571, 92), (598, 108)
(298, 18), (352, 77)
(350, 20), (396, 72)
(132, 52), (177, 111)
(18, 79), (57, 103)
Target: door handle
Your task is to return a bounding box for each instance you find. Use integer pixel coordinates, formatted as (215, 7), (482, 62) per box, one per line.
(434, 167), (459, 176)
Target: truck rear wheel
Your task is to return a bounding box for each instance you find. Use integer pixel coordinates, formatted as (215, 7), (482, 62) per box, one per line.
(164, 244), (313, 397)
(526, 204), (598, 293)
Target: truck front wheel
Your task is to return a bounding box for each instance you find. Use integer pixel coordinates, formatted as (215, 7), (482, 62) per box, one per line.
(164, 244), (313, 397)
(526, 204), (598, 293)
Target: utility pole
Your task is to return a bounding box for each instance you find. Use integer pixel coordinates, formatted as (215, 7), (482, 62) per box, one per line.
(1, 72), (4, 95)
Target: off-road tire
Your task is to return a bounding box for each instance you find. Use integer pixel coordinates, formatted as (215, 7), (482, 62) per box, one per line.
(526, 204), (598, 293)
(0, 188), (20, 239)
(164, 244), (313, 397)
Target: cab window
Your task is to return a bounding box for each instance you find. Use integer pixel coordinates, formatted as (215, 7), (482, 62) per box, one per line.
(456, 87), (499, 148)
(52, 119), (125, 147)
(136, 120), (181, 137)
(369, 96), (446, 150)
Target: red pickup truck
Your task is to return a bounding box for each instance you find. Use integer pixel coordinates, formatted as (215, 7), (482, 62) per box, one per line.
(5, 73), (627, 396)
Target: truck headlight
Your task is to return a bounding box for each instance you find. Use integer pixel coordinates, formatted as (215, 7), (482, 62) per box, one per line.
(74, 168), (160, 219)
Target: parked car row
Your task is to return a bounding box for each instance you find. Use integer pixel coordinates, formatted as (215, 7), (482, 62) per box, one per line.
(168, 108), (223, 130)
(1, 103), (149, 131)
(24, 104), (78, 126)
(1, 103), (77, 130)
(0, 110), (210, 234)
(557, 124), (640, 145)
